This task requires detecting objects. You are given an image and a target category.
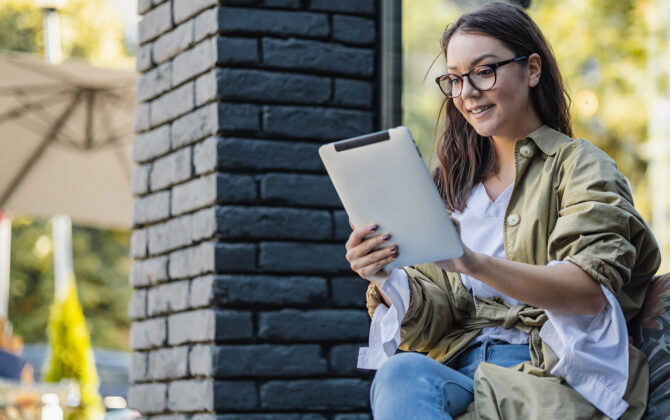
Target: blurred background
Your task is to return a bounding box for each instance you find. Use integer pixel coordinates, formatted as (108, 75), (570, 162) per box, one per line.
(0, 0), (668, 417)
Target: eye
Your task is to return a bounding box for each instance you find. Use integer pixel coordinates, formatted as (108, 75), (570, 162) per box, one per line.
(447, 75), (461, 85)
(473, 67), (495, 77)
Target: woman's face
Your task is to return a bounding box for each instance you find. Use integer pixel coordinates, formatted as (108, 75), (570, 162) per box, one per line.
(446, 31), (540, 140)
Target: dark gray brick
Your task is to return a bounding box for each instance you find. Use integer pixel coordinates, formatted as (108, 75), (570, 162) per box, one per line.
(129, 256), (169, 287)
(216, 37), (259, 65)
(193, 137), (323, 174)
(214, 206), (332, 240)
(190, 274), (328, 307)
(132, 190), (170, 225)
(128, 289), (147, 320)
(169, 242), (256, 279)
(171, 103), (260, 148)
(310, 0), (374, 15)
(172, 38), (216, 86)
(129, 317), (167, 350)
(331, 277), (367, 307)
(136, 43), (153, 72)
(212, 415), (326, 420)
(218, 69), (330, 104)
(215, 415), (326, 420)
(150, 82), (195, 126)
(264, 0), (300, 7)
(149, 346), (189, 380)
(195, 7), (218, 41)
(168, 309), (253, 344)
(153, 20), (194, 64)
(134, 103), (151, 132)
(263, 106), (373, 140)
(150, 147), (192, 190)
(129, 352), (148, 383)
(174, 0), (218, 24)
(138, 1), (173, 44)
(259, 242), (348, 273)
(147, 280), (190, 316)
(219, 8), (329, 38)
(171, 173), (257, 215)
(128, 383), (167, 413)
(131, 164), (151, 196)
(258, 309), (369, 341)
(191, 344), (327, 377)
(334, 78), (373, 108)
(260, 379), (369, 410)
(214, 381), (259, 410)
(133, 124), (170, 163)
(260, 173), (340, 207)
(329, 343), (363, 375)
(130, 228), (148, 259)
(333, 15), (375, 45)
(136, 61), (171, 102)
(333, 210), (351, 240)
(263, 38), (373, 77)
(334, 415), (371, 420)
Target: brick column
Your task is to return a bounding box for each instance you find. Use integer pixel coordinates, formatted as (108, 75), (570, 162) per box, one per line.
(128, 1), (379, 418)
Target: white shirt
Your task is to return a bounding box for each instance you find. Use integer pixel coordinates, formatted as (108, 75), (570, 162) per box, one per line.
(357, 182), (630, 419)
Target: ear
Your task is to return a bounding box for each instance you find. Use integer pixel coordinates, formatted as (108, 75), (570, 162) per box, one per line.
(527, 52), (541, 88)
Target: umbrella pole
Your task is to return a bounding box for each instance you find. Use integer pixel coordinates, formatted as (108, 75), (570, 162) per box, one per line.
(52, 215), (73, 301)
(0, 211), (10, 320)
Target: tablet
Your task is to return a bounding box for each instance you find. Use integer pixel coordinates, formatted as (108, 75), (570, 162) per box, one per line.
(319, 126), (463, 271)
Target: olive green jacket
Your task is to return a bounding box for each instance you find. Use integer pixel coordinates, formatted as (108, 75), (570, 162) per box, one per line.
(366, 125), (662, 419)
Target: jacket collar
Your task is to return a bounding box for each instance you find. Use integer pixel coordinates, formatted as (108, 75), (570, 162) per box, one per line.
(522, 124), (573, 156)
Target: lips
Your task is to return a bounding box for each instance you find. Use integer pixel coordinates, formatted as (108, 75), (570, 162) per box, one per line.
(468, 104), (494, 114)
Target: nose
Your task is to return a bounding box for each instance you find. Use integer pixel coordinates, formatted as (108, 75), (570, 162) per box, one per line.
(460, 76), (480, 99)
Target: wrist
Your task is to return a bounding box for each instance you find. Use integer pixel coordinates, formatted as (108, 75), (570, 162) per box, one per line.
(463, 252), (487, 277)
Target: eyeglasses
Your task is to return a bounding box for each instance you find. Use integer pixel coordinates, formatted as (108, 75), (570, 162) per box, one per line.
(435, 55), (530, 99)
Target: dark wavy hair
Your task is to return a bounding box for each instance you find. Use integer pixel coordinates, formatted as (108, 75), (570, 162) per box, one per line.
(434, 2), (572, 212)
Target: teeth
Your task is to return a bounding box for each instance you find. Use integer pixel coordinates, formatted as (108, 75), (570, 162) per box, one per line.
(471, 105), (492, 114)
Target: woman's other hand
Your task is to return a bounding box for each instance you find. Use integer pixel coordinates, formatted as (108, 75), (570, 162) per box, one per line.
(345, 219), (398, 284)
(433, 216), (480, 275)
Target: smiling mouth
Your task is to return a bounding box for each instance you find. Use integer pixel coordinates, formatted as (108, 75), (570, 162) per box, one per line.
(469, 105), (494, 114)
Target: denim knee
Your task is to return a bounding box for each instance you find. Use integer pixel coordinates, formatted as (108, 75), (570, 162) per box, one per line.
(371, 353), (439, 396)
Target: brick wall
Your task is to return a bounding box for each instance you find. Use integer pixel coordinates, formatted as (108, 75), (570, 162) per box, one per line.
(129, 1), (380, 418)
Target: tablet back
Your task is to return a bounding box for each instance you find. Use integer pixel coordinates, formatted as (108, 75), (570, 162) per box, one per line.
(319, 126), (463, 271)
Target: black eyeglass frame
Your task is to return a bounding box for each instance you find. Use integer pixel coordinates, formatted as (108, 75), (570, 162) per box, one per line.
(435, 55), (530, 98)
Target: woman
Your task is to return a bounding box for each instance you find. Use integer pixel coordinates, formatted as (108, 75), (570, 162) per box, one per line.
(346, 3), (661, 419)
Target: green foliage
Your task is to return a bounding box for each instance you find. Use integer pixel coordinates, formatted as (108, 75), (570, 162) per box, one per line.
(0, 0), (133, 68)
(44, 274), (104, 420)
(8, 216), (131, 350)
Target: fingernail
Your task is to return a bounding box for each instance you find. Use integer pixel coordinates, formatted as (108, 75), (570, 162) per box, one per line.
(370, 225), (378, 232)
(390, 246), (397, 252)
(382, 234), (391, 241)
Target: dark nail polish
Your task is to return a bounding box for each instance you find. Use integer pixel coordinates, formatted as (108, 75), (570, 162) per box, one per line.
(382, 234), (391, 241)
(370, 225), (378, 232)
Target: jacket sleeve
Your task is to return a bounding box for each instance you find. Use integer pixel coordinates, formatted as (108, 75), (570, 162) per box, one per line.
(547, 140), (660, 297)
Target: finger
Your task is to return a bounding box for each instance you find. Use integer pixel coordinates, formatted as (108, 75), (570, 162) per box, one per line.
(360, 252), (399, 278)
(347, 231), (393, 262)
(352, 243), (398, 271)
(450, 216), (461, 236)
(345, 223), (379, 250)
(349, 218), (355, 230)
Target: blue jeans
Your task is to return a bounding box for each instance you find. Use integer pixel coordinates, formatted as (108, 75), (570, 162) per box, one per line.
(370, 341), (531, 420)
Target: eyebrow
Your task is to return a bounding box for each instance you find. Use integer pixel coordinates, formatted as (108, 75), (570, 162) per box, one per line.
(447, 53), (500, 71)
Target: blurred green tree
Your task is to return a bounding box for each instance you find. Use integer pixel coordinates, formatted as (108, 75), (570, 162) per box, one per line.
(9, 216), (131, 351)
(44, 274), (105, 420)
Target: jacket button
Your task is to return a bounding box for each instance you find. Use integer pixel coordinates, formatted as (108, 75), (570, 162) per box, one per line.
(519, 145), (534, 158)
(507, 214), (520, 226)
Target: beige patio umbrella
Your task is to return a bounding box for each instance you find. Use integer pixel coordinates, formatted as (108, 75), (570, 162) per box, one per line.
(0, 52), (136, 315)
(0, 52), (135, 229)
